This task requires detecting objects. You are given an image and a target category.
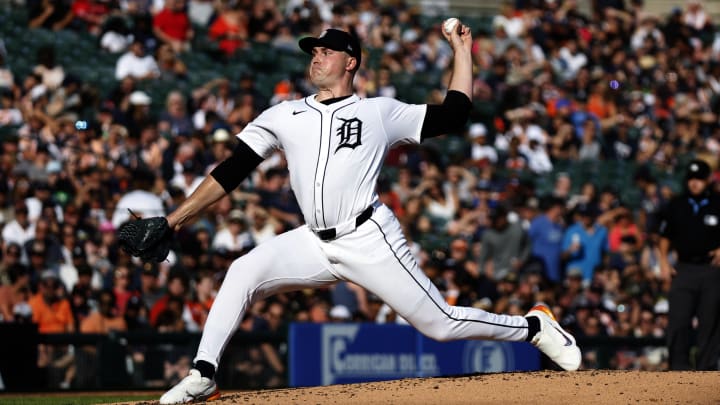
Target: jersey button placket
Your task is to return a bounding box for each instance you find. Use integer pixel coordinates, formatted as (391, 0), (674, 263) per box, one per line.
(313, 108), (331, 228)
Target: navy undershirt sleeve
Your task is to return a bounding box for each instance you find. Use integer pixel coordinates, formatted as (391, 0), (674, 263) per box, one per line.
(209, 140), (264, 193)
(420, 90), (472, 141)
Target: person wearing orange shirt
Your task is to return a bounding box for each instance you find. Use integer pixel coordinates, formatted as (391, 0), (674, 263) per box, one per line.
(208, 2), (248, 58)
(608, 209), (644, 253)
(80, 289), (127, 334)
(29, 270), (75, 389)
(30, 270), (74, 333)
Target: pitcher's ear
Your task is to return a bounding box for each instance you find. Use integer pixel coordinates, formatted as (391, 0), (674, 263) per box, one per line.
(346, 56), (357, 72)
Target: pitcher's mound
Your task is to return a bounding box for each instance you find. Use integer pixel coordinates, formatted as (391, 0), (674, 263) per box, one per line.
(130, 370), (720, 404)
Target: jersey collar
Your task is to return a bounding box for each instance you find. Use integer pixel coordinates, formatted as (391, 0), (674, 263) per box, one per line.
(307, 93), (359, 110)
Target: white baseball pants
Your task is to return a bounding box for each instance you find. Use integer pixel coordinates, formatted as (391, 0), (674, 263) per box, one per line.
(195, 204), (529, 368)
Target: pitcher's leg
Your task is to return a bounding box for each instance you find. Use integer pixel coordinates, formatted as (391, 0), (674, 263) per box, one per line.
(332, 206), (529, 342)
(195, 227), (337, 367)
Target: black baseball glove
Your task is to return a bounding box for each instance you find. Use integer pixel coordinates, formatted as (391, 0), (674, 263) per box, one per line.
(117, 216), (173, 263)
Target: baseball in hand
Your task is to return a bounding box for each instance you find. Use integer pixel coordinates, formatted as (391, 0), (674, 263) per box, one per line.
(443, 18), (460, 35)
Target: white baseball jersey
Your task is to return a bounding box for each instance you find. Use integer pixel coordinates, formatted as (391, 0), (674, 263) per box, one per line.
(239, 94), (425, 230)
(194, 94), (531, 370)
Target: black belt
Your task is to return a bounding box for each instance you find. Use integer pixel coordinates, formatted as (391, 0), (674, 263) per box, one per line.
(315, 205), (374, 241)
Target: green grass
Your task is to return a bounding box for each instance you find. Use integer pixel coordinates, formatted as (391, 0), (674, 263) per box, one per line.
(0, 393), (157, 405)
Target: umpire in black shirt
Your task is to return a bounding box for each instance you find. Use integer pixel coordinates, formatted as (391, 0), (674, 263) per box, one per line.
(659, 158), (720, 370)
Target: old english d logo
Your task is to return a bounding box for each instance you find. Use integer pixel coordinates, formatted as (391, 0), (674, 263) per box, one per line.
(335, 117), (362, 153)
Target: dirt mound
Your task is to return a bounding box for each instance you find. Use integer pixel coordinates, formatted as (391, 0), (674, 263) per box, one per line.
(122, 370), (720, 404)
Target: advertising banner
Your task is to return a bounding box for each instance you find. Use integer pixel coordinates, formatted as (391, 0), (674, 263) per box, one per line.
(289, 323), (540, 387)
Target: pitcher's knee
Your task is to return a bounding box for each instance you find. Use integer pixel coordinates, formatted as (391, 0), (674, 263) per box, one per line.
(416, 322), (454, 342)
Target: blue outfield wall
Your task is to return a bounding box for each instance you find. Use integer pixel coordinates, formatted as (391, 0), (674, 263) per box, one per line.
(288, 323), (540, 387)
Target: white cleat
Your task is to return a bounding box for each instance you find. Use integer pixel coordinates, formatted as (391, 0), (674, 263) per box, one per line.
(525, 304), (581, 371)
(159, 369), (221, 404)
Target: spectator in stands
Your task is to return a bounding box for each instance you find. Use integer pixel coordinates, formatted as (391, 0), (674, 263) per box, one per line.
(208, 1), (249, 58)
(68, 283), (91, 330)
(23, 217), (63, 271)
(577, 118), (602, 161)
(115, 39), (160, 81)
(492, 1), (525, 40)
(153, 0), (194, 53)
(26, 241), (52, 291)
(156, 43), (188, 83)
(206, 128), (234, 169)
(213, 77), (236, 120)
(478, 205), (530, 282)
(212, 209), (254, 254)
(59, 232), (100, 291)
(111, 265), (138, 316)
(171, 160), (205, 197)
(29, 270), (75, 388)
(111, 167), (166, 228)
(100, 15), (132, 54)
(122, 92), (155, 138)
(528, 196), (566, 284)
(0, 251), (24, 321)
(330, 281), (369, 320)
(467, 122), (497, 168)
(683, 0), (712, 36)
(521, 139), (553, 174)
(32, 45), (65, 91)
(562, 203), (609, 286)
(256, 168), (301, 231)
(81, 288), (127, 333)
(129, 13), (158, 52)
(0, 264), (32, 323)
(503, 136), (528, 173)
(158, 90), (194, 137)
(417, 178), (458, 226)
(2, 202), (35, 250)
(149, 271), (196, 330)
(0, 243), (21, 286)
(137, 262), (163, 310)
(247, 205), (277, 245)
(247, 0), (283, 42)
(71, 0), (111, 35)
(28, 0), (74, 30)
(0, 89), (22, 126)
(188, 271), (215, 329)
(608, 209), (643, 253)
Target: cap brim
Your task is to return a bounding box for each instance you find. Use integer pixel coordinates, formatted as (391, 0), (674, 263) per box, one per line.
(299, 37), (350, 56)
(299, 37), (322, 55)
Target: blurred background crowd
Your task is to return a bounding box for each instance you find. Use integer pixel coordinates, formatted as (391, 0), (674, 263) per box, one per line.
(1, 0), (719, 390)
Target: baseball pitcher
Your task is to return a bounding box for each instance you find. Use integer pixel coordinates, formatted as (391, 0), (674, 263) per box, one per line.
(118, 23), (581, 404)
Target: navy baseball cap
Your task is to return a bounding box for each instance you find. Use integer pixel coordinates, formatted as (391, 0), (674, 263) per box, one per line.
(299, 28), (362, 65)
(685, 159), (711, 180)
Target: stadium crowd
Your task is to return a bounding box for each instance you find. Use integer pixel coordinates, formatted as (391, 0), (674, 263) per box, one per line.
(1, 0), (719, 389)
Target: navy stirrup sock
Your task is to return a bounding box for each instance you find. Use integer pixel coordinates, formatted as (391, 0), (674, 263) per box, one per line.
(525, 316), (540, 342)
(194, 360), (216, 380)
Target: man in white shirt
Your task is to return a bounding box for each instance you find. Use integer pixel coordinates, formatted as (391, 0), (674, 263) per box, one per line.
(115, 40), (160, 81)
(468, 123), (497, 167)
(1, 202), (35, 249)
(170, 160), (205, 197)
(211, 209), (254, 253)
(112, 168), (166, 228)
